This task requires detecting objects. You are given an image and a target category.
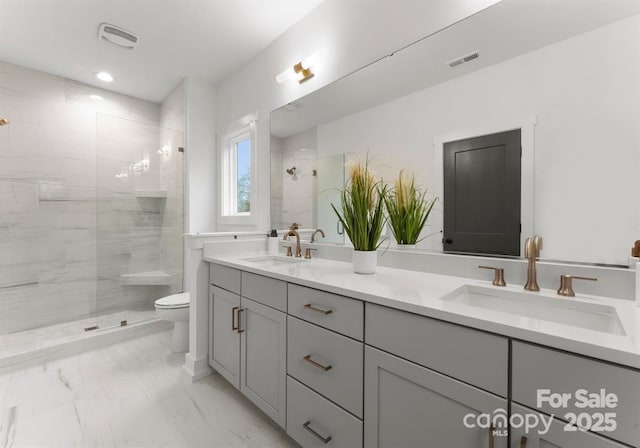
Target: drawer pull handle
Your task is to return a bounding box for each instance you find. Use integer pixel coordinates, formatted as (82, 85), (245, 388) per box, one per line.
(303, 355), (332, 372)
(237, 308), (245, 334)
(520, 436), (527, 448)
(231, 306), (239, 331)
(302, 420), (332, 444)
(488, 425), (494, 448)
(304, 303), (333, 315)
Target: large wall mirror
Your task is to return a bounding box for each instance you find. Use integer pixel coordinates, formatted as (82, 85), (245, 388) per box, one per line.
(270, 0), (640, 265)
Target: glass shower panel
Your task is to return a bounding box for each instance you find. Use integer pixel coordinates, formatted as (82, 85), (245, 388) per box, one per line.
(96, 114), (184, 331)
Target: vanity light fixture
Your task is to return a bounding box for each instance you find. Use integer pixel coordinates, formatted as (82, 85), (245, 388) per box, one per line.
(276, 53), (318, 84)
(96, 71), (114, 82)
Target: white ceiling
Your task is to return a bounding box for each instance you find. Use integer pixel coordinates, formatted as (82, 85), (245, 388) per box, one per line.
(0, 0), (324, 102)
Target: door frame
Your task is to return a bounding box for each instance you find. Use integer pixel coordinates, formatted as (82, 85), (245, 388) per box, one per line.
(433, 116), (536, 254)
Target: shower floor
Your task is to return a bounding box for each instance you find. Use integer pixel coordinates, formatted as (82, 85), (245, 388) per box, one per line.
(0, 310), (159, 362)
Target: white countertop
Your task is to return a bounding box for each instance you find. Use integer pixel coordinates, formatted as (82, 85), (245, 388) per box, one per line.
(205, 252), (640, 370)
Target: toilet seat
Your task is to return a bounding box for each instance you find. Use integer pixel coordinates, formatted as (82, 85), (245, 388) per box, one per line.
(155, 292), (190, 309)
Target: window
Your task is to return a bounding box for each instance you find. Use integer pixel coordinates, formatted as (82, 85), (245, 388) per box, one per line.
(220, 114), (257, 224)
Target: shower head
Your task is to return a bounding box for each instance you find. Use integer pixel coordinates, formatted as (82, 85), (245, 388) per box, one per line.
(286, 166), (297, 180)
(0, 118), (9, 126)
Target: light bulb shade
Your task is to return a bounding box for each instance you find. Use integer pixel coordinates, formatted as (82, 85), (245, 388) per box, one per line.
(276, 67), (296, 84)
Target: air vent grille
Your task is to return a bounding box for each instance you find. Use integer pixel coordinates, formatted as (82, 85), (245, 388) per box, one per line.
(283, 101), (302, 111)
(98, 23), (139, 50)
(447, 51), (480, 68)
(103, 26), (137, 43)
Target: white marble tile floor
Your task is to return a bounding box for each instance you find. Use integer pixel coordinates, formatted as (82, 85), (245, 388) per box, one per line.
(0, 330), (297, 448)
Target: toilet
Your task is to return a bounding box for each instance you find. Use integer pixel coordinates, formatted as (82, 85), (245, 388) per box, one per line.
(154, 292), (190, 352)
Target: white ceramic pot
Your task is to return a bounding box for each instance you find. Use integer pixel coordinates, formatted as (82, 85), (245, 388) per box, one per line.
(395, 244), (417, 250)
(353, 250), (377, 274)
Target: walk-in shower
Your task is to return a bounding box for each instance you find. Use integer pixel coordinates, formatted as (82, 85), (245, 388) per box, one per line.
(0, 66), (184, 361)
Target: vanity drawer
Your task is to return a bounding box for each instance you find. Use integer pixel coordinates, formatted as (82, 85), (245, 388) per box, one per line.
(365, 303), (508, 397)
(240, 271), (287, 312)
(288, 316), (364, 418)
(287, 376), (363, 448)
(288, 283), (363, 340)
(512, 341), (640, 447)
(210, 263), (241, 294)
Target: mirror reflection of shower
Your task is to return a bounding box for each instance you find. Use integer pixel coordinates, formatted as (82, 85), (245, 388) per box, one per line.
(270, 127), (318, 230)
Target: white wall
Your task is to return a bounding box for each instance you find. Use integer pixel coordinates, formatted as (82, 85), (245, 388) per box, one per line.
(213, 0), (500, 231)
(184, 78), (216, 233)
(315, 15), (640, 265)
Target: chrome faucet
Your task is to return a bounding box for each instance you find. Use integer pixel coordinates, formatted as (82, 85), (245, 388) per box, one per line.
(524, 235), (543, 291)
(283, 229), (302, 258)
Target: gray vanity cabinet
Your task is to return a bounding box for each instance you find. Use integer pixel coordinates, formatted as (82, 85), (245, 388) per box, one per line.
(239, 296), (286, 428)
(208, 262), (637, 448)
(209, 285), (241, 388)
(509, 404), (627, 448)
(512, 341), (640, 447)
(364, 346), (508, 448)
(209, 268), (287, 428)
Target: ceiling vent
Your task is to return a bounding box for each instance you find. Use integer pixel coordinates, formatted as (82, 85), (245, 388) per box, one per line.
(447, 51), (480, 68)
(98, 23), (139, 50)
(283, 101), (302, 112)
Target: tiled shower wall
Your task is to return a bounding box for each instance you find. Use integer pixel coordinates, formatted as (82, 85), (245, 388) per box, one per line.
(0, 62), (183, 335)
(270, 128), (317, 230)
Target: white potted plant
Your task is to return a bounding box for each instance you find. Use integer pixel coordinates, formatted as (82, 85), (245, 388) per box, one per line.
(331, 155), (387, 274)
(384, 170), (437, 248)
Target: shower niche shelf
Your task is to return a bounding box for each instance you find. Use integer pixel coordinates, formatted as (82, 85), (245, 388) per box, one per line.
(134, 189), (168, 198)
(119, 270), (174, 286)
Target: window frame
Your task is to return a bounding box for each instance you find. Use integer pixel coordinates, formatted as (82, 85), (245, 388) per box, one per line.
(218, 113), (258, 226)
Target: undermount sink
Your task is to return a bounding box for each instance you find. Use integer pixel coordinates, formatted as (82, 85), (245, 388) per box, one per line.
(440, 285), (626, 336)
(241, 255), (308, 267)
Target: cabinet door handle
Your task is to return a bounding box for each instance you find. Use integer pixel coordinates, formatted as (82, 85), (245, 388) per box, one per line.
(488, 425), (494, 448)
(231, 306), (238, 331)
(303, 355), (332, 372)
(302, 420), (332, 444)
(304, 303), (333, 315)
(237, 308), (245, 334)
(519, 435), (528, 448)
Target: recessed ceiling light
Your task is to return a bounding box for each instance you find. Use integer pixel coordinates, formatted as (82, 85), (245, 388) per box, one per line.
(89, 94), (104, 101)
(96, 72), (114, 82)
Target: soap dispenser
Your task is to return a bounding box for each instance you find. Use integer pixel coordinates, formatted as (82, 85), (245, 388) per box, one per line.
(268, 229), (279, 255)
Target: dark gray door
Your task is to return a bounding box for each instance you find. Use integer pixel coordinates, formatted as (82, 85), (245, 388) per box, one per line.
(443, 130), (521, 256)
